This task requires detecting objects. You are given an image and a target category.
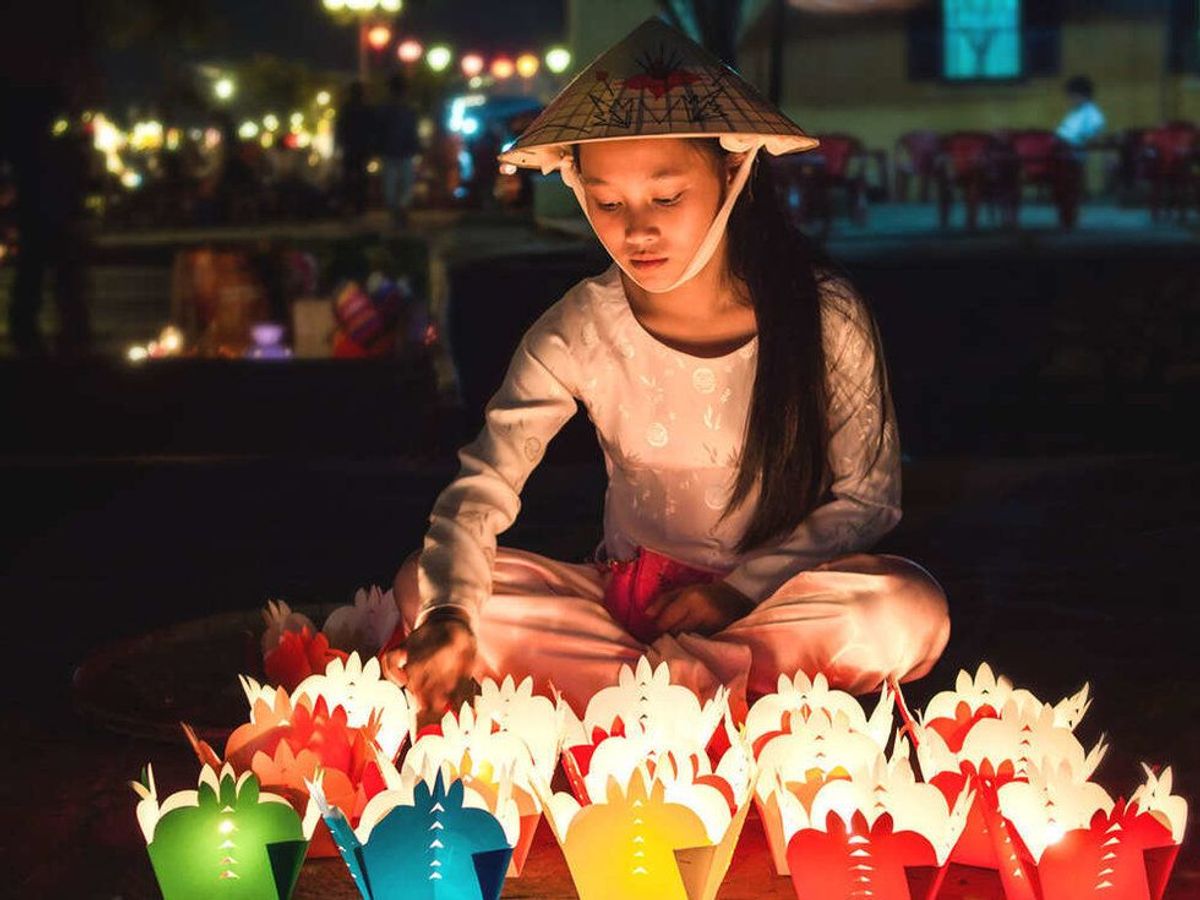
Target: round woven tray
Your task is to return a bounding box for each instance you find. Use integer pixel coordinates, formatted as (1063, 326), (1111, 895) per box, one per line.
(72, 604), (339, 743)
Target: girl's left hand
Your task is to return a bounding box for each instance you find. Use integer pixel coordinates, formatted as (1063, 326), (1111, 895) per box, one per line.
(644, 581), (755, 636)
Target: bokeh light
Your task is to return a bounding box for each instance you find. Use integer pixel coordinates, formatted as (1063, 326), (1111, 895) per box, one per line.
(491, 57), (515, 80)
(461, 53), (484, 77)
(516, 53), (539, 78)
(397, 39), (423, 63)
(426, 45), (452, 71)
(545, 47), (572, 74)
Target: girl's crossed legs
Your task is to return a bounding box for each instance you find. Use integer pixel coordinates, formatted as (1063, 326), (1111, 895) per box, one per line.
(392, 546), (949, 715)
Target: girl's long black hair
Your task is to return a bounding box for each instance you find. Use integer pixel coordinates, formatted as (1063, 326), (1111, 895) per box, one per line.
(712, 141), (893, 553)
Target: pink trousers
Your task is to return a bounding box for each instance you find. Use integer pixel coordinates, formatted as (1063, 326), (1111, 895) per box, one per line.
(393, 547), (950, 715)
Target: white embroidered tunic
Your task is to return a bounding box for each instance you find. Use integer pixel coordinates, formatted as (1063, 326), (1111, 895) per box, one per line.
(416, 264), (900, 628)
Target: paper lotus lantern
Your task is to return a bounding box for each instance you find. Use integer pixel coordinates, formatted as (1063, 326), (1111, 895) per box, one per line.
(745, 671), (894, 875)
(241, 652), (412, 761)
(536, 742), (756, 900)
(773, 741), (972, 900)
(311, 768), (516, 900)
(187, 682), (393, 858)
(920, 662), (1091, 754)
(132, 763), (318, 900)
(559, 657), (732, 810)
(405, 690), (567, 876)
(472, 674), (568, 789)
(261, 588), (399, 690)
(745, 671), (895, 755)
(562, 657), (729, 756)
(995, 761), (1188, 900)
(914, 663), (1105, 875)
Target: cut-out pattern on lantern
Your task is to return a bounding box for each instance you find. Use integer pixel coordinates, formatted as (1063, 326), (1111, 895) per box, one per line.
(536, 744), (756, 900)
(261, 588), (399, 690)
(132, 763), (318, 900)
(745, 671), (894, 875)
(775, 739), (972, 900)
(562, 657), (729, 751)
(914, 662), (1107, 888)
(559, 657), (730, 803)
(996, 761), (1187, 900)
(186, 681), (392, 858)
(533, 655), (755, 899)
(310, 767), (516, 900)
(405, 693), (565, 876)
(241, 652), (412, 761)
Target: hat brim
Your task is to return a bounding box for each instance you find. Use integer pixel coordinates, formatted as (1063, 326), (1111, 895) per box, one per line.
(500, 131), (820, 173)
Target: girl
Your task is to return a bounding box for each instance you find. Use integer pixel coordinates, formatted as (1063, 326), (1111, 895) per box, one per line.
(383, 18), (949, 719)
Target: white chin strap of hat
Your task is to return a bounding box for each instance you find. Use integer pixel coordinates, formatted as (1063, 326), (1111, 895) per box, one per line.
(557, 140), (762, 294)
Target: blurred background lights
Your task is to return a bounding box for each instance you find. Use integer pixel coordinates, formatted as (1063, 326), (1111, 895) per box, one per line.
(397, 39), (423, 63)
(490, 57), (514, 80)
(545, 47), (571, 74)
(213, 77), (235, 101)
(448, 94), (486, 135)
(316, 90), (331, 106)
(367, 25), (392, 50)
(426, 45), (452, 71)
(238, 120), (259, 140)
(460, 53), (484, 77)
(326, 0), (402, 9)
(262, 114), (280, 132)
(516, 53), (539, 78)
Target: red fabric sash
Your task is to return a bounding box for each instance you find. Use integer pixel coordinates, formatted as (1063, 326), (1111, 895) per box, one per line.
(600, 546), (725, 643)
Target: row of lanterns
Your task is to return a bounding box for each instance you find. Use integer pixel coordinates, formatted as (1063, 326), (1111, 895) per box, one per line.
(130, 583), (1189, 899)
(361, 27), (572, 79)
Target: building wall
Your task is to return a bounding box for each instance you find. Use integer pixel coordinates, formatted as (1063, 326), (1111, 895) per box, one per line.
(568, 0), (660, 71)
(740, 9), (1200, 154)
(563, 1), (1200, 161)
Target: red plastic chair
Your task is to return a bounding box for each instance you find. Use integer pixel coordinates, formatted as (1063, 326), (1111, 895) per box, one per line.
(1140, 123), (1199, 221)
(894, 130), (942, 203)
(936, 131), (1006, 230)
(800, 133), (869, 239)
(1004, 129), (1081, 228)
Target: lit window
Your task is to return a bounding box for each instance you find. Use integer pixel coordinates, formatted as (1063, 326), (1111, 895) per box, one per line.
(943, 0), (1021, 80)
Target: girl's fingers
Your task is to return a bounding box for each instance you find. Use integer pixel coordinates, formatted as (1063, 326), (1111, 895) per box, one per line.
(381, 649), (409, 686)
(645, 587), (681, 620)
(655, 596), (693, 634)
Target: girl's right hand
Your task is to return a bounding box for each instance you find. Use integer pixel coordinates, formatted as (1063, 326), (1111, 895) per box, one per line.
(381, 611), (477, 727)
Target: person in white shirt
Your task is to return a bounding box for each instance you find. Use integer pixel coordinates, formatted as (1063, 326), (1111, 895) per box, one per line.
(1056, 75), (1106, 148)
(381, 19), (949, 720)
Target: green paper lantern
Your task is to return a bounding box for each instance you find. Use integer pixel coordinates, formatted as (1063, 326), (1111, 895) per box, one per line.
(133, 764), (315, 900)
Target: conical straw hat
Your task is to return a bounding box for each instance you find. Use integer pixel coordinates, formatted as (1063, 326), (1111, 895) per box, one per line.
(500, 17), (817, 172)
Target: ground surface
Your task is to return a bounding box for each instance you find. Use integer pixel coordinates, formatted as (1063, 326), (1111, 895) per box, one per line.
(5, 453), (1199, 898)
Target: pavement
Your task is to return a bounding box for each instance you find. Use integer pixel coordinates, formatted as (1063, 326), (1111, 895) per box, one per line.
(3, 452), (1199, 897)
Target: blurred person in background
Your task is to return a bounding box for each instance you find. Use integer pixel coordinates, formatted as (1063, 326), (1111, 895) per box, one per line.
(336, 81), (372, 216)
(0, 0), (95, 358)
(1056, 75), (1106, 149)
(469, 120), (504, 209)
(379, 73), (420, 228)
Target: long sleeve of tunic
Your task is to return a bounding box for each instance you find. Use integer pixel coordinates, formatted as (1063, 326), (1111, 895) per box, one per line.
(415, 264), (900, 628)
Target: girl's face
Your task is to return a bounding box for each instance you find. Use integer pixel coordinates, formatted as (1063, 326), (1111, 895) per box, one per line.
(577, 138), (735, 291)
